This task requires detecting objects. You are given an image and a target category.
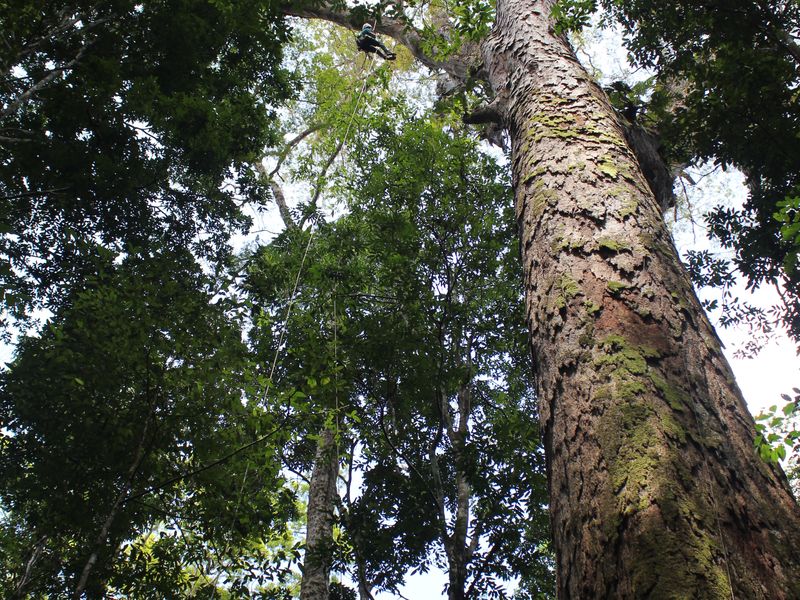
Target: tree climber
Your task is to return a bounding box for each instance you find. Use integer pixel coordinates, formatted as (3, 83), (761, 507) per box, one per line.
(356, 24), (396, 60)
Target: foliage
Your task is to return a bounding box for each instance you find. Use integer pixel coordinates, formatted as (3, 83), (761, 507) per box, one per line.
(595, 0), (800, 346)
(0, 0), (294, 326)
(774, 196), (800, 277)
(0, 248), (297, 597)
(551, 0), (597, 35)
(329, 581), (357, 600)
(754, 389), (800, 496)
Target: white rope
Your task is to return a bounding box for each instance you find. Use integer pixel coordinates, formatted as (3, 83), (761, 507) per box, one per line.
(263, 228), (316, 404)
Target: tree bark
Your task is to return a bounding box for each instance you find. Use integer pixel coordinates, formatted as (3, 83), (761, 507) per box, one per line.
(300, 428), (339, 600)
(12, 534), (48, 599)
(480, 1), (800, 597)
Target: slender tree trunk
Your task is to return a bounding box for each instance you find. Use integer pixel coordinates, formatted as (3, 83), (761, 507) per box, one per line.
(300, 428), (339, 600)
(73, 408), (153, 598)
(479, 1), (800, 597)
(443, 383), (474, 600)
(12, 534), (48, 599)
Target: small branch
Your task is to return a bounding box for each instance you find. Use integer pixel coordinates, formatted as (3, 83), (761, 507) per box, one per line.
(2, 43), (91, 118)
(269, 124), (324, 178)
(74, 400), (155, 598)
(0, 135), (34, 143)
(12, 535), (48, 599)
(1, 11), (80, 73)
(465, 516), (484, 563)
(428, 393), (449, 538)
(121, 413), (294, 505)
(0, 186), (71, 200)
(299, 139), (344, 229)
(378, 398), (442, 513)
(772, 26), (800, 65)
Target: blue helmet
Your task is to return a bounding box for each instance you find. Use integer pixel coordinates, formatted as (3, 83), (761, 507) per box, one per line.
(362, 23), (372, 31)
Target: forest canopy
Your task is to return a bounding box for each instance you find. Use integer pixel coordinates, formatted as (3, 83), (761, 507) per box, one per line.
(2, 0), (800, 599)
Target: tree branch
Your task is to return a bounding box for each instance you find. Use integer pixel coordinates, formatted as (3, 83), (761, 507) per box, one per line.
(73, 398), (155, 598)
(11, 535), (48, 600)
(269, 123), (324, 178)
(254, 161), (297, 230)
(463, 98), (504, 125)
(270, 180), (297, 231)
(300, 139), (344, 229)
(281, 2), (464, 79)
(2, 43), (90, 118)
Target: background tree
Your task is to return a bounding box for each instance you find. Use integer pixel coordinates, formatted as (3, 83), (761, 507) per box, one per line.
(0, 247), (304, 598)
(245, 70), (555, 597)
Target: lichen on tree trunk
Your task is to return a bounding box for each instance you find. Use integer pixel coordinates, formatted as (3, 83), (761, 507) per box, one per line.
(480, 0), (800, 597)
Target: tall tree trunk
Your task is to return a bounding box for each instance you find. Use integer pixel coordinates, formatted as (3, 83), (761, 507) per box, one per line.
(300, 428), (339, 600)
(480, 1), (800, 597)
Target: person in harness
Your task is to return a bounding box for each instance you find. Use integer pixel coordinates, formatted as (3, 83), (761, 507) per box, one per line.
(356, 24), (396, 60)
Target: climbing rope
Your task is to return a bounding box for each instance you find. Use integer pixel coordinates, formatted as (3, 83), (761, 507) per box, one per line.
(263, 228), (316, 404)
(339, 53), (377, 156)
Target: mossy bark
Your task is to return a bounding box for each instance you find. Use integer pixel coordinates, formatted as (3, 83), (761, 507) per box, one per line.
(482, 1), (800, 597)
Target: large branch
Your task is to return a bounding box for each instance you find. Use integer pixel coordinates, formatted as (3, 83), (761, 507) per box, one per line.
(282, 2), (469, 81)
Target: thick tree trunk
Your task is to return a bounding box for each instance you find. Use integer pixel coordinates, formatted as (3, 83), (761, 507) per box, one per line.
(480, 1), (800, 597)
(300, 429), (339, 600)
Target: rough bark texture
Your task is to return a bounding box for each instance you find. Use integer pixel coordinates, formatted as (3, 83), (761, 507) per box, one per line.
(300, 429), (339, 600)
(480, 0), (800, 597)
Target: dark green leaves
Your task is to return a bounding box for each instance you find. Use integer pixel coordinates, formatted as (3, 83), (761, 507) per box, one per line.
(551, 0), (597, 35)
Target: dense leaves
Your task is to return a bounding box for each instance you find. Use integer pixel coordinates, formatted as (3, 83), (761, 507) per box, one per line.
(0, 248), (298, 597)
(0, 0), (293, 322)
(586, 0), (800, 345)
(246, 108), (554, 597)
